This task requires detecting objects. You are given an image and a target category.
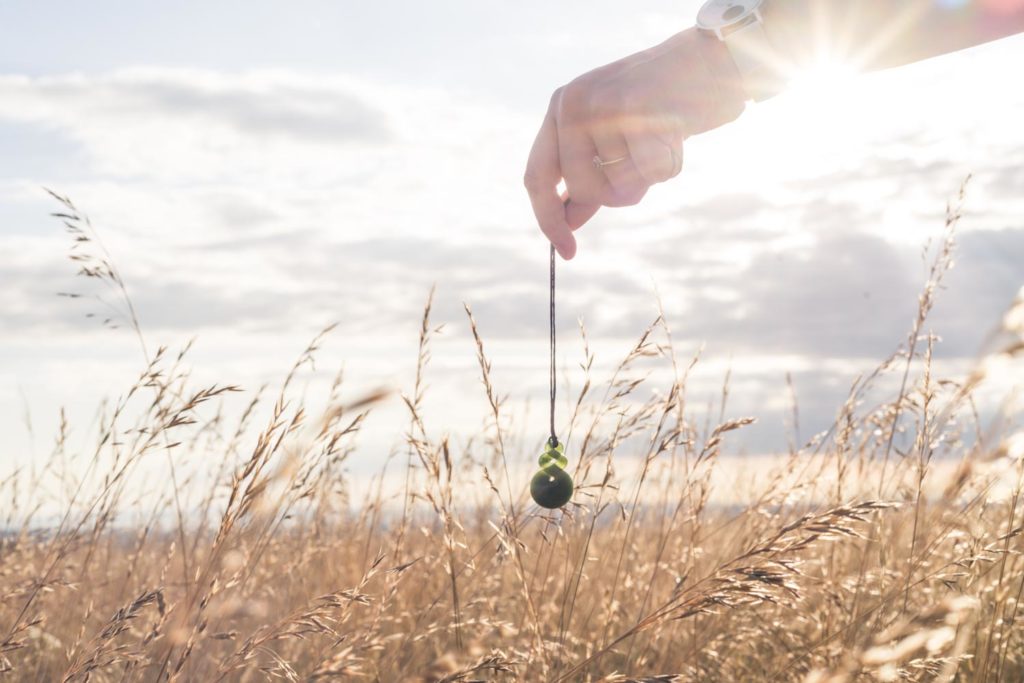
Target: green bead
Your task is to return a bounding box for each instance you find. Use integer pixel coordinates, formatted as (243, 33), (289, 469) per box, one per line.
(530, 466), (574, 509)
(538, 448), (568, 469)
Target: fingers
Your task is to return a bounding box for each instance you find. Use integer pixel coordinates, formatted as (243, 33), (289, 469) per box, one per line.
(591, 128), (648, 207)
(527, 82), (687, 257)
(557, 123), (609, 209)
(626, 130), (684, 186)
(563, 197), (600, 231)
(524, 101), (577, 260)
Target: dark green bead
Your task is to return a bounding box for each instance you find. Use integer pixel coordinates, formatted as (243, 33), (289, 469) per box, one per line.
(530, 466), (574, 509)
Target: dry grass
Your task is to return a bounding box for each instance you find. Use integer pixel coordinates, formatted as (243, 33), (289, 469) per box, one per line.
(2, 183), (1024, 681)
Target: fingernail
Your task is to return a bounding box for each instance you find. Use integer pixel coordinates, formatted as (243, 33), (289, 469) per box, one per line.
(556, 239), (576, 260)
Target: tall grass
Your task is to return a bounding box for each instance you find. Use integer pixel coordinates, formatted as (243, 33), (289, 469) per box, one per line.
(2, 183), (1023, 681)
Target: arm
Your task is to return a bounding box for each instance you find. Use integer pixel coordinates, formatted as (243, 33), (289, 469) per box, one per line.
(526, 0), (1024, 260)
(772, 0), (1024, 72)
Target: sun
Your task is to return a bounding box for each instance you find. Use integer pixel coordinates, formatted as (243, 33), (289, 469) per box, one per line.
(783, 58), (860, 98)
(696, 52), (893, 190)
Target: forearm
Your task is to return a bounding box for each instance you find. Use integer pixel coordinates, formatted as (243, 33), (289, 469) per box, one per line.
(526, 0), (1024, 252)
(769, 0), (1024, 73)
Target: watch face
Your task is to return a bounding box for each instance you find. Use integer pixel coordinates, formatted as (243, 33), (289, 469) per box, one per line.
(696, 0), (764, 31)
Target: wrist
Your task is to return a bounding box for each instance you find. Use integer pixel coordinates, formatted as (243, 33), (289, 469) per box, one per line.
(666, 27), (748, 135)
(695, 0), (793, 102)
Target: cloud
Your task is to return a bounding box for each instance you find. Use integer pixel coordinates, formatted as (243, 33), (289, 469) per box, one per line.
(675, 192), (773, 225)
(0, 69), (391, 143)
(0, 69), (395, 181)
(989, 159), (1024, 202)
(647, 226), (1023, 360)
(931, 228), (1024, 355)
(1, 11), (1023, 465)
(124, 77), (392, 144)
(713, 230), (918, 357)
(6, 176), (1017, 376)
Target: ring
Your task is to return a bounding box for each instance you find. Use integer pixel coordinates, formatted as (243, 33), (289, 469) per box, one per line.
(593, 154), (629, 171)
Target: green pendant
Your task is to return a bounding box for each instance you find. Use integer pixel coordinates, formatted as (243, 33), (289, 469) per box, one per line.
(530, 438), (573, 509)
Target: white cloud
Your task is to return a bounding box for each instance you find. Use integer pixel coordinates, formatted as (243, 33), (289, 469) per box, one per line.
(0, 69), (397, 182)
(2, 30), (1024, 462)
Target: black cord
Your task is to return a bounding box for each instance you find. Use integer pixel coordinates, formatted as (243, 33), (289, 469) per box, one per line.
(549, 243), (557, 447)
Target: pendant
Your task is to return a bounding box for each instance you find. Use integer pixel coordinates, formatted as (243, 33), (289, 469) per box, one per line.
(530, 437), (574, 509)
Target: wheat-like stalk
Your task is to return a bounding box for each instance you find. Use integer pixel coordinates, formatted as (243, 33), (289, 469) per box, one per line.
(3, 183), (1023, 681)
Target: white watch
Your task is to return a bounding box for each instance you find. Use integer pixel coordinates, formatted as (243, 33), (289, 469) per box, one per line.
(696, 0), (783, 101)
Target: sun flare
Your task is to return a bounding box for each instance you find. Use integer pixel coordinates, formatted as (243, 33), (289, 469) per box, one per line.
(784, 57), (859, 96)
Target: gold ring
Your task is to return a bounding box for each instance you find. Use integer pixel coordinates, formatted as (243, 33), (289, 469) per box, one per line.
(593, 154), (629, 171)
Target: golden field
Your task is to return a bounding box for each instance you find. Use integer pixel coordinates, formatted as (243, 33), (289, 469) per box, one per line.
(2, 188), (1024, 682)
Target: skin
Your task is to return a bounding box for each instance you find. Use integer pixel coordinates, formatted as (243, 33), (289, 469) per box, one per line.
(524, 28), (744, 260)
(526, 0), (1024, 260)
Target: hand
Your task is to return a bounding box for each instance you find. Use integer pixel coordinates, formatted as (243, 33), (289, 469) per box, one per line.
(524, 27), (747, 259)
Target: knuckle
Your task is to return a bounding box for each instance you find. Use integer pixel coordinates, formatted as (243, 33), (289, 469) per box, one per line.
(558, 78), (630, 128)
(550, 86), (577, 125)
(728, 99), (747, 122)
(670, 147), (685, 179)
(653, 161), (678, 184)
(556, 81), (581, 113)
(647, 145), (682, 184)
(548, 86), (565, 110)
(636, 159), (671, 184)
(522, 169), (544, 195)
(643, 170), (671, 186)
(559, 78), (602, 119)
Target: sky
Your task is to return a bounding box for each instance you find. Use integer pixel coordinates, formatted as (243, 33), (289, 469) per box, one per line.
(1, 1), (1023, 479)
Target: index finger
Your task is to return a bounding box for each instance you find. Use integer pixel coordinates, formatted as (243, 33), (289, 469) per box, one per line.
(524, 101), (577, 260)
